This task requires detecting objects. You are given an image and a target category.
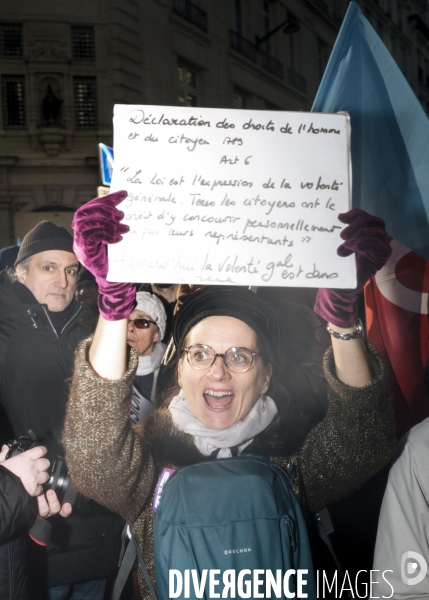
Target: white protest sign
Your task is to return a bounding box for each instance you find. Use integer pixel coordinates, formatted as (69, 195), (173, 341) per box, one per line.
(108, 105), (356, 288)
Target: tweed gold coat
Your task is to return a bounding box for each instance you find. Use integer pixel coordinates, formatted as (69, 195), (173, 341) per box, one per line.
(63, 338), (395, 599)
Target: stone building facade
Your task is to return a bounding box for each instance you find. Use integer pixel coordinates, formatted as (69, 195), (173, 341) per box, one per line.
(0, 0), (428, 246)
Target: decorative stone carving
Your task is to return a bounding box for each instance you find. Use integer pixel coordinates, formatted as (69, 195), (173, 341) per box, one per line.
(38, 129), (64, 156)
(27, 44), (68, 62)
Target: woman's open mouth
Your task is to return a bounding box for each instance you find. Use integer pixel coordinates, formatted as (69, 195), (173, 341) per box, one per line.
(203, 389), (234, 410)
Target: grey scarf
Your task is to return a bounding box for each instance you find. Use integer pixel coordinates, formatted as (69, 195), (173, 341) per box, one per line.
(136, 341), (166, 376)
(169, 389), (278, 458)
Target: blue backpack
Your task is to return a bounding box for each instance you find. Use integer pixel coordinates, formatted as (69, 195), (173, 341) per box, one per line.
(153, 456), (316, 599)
(113, 456), (316, 599)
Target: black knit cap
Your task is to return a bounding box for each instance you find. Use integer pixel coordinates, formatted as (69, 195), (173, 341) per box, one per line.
(15, 221), (74, 267)
(173, 286), (284, 364)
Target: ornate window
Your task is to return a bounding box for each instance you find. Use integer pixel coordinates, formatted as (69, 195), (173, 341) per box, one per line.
(71, 25), (95, 61)
(178, 63), (198, 106)
(0, 24), (23, 60)
(73, 76), (97, 129)
(1, 75), (26, 129)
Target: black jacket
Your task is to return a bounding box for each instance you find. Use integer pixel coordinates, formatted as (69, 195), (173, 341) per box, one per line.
(0, 275), (87, 450)
(0, 466), (31, 600)
(0, 274), (123, 591)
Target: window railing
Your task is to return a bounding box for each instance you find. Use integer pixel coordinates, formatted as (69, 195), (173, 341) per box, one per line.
(174, 0), (207, 32)
(287, 68), (307, 94)
(408, 14), (429, 40)
(230, 30), (257, 62)
(260, 50), (284, 79)
(230, 31), (308, 91)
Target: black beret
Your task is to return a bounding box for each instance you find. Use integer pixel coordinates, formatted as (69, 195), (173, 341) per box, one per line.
(173, 286), (284, 364)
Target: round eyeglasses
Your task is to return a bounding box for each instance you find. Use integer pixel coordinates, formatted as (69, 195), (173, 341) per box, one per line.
(182, 345), (259, 373)
(128, 318), (157, 330)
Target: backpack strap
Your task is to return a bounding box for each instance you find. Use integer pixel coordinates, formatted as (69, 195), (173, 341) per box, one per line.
(315, 508), (353, 600)
(278, 459), (351, 596)
(112, 524), (158, 600)
(316, 508), (343, 575)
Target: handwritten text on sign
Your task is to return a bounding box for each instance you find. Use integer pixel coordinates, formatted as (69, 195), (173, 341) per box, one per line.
(108, 106), (356, 288)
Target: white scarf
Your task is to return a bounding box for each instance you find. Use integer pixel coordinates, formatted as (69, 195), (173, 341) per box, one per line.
(136, 342), (166, 376)
(169, 389), (278, 458)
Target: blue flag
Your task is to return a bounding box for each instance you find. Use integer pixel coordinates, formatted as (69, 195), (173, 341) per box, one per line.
(312, 1), (429, 259)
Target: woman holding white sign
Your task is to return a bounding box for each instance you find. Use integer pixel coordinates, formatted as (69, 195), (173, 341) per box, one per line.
(63, 191), (395, 598)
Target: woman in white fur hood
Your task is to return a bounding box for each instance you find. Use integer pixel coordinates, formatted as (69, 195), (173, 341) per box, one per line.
(126, 291), (167, 424)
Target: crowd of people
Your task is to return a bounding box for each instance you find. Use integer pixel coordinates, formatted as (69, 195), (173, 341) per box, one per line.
(0, 189), (426, 599)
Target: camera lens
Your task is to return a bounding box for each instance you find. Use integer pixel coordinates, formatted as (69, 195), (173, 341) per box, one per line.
(45, 456), (80, 507)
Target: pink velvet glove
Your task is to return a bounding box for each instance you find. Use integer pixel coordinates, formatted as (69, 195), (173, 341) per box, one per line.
(313, 209), (392, 328)
(71, 190), (136, 321)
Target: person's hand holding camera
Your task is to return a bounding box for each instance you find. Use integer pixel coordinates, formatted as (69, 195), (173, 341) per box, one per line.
(0, 444), (72, 518)
(36, 489), (72, 518)
(0, 444), (49, 496)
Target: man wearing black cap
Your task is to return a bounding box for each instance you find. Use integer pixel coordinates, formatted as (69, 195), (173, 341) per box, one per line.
(0, 220), (80, 450)
(0, 221), (121, 600)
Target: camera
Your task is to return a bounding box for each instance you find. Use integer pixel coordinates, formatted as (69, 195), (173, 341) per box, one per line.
(6, 430), (80, 507)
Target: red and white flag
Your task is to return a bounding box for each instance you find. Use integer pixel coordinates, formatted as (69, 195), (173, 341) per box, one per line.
(365, 239), (429, 439)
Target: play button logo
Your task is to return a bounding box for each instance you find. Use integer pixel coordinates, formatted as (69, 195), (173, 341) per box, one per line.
(401, 551), (427, 585)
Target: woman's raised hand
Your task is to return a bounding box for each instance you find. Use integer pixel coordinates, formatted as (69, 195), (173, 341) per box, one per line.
(313, 209), (392, 387)
(72, 190), (129, 278)
(72, 191), (136, 321)
(314, 209), (392, 328)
